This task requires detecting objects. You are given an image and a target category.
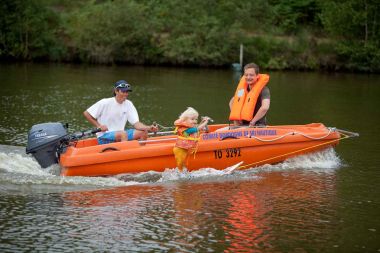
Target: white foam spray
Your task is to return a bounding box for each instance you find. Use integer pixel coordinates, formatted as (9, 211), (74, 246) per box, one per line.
(260, 148), (341, 171)
(0, 153), (137, 188)
(0, 148), (342, 188)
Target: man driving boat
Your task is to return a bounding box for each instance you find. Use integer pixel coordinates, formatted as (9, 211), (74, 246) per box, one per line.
(83, 80), (158, 144)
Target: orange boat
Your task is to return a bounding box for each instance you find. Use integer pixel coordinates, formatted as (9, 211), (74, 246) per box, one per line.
(26, 122), (358, 177)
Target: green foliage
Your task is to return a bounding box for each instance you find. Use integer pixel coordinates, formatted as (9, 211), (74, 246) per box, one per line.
(336, 42), (380, 72)
(271, 0), (321, 33)
(143, 0), (245, 66)
(0, 0), (64, 60)
(63, 1), (152, 63)
(0, 0), (378, 72)
(319, 0), (380, 72)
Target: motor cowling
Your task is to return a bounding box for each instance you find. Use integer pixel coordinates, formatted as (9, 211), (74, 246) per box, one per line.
(26, 122), (68, 168)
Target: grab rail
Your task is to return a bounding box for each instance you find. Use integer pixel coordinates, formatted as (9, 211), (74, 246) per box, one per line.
(138, 137), (177, 144)
(334, 128), (359, 137)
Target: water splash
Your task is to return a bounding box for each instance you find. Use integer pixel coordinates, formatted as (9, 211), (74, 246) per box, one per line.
(281, 148), (339, 169)
(0, 153), (136, 189)
(0, 153), (50, 176)
(150, 161), (244, 183)
(283, 148), (342, 169)
(244, 148), (342, 175)
(0, 148), (342, 190)
(154, 149), (342, 182)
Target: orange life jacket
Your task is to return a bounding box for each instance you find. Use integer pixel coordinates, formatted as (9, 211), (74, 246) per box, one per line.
(229, 74), (269, 121)
(174, 120), (200, 150)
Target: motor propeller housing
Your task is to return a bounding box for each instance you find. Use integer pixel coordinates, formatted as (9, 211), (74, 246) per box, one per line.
(26, 122), (68, 168)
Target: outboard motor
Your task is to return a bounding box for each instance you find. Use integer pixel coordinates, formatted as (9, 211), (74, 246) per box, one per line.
(26, 122), (68, 168)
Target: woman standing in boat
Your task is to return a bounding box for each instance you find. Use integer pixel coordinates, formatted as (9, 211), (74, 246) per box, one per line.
(173, 107), (210, 171)
(83, 80), (158, 144)
(229, 63), (270, 126)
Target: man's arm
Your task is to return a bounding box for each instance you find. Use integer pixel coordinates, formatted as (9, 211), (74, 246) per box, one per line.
(133, 121), (158, 132)
(249, 98), (270, 126)
(83, 111), (108, 131)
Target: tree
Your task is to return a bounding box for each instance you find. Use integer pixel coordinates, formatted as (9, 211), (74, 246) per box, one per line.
(319, 0), (380, 71)
(0, 0), (62, 60)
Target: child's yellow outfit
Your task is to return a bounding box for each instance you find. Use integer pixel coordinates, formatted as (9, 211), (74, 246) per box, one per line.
(173, 119), (200, 171)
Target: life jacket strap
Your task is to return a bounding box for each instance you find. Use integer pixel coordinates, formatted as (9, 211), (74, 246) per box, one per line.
(177, 136), (199, 141)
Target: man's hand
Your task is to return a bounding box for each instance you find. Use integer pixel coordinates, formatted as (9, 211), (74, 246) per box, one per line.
(99, 125), (108, 132)
(149, 124), (158, 132)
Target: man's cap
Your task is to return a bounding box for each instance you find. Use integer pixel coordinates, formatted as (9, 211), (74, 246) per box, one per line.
(114, 80), (132, 92)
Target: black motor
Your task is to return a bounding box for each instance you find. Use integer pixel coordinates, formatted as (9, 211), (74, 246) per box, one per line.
(26, 122), (68, 168)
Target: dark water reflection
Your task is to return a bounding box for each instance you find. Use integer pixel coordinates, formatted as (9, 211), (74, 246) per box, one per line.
(0, 63), (234, 145)
(1, 63), (380, 252)
(1, 171), (342, 252)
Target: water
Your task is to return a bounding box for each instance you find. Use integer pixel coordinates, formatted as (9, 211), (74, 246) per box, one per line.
(1, 63), (380, 252)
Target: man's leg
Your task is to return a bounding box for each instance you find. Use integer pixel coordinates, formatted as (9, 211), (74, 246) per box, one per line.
(114, 130), (128, 141)
(97, 131), (117, 144)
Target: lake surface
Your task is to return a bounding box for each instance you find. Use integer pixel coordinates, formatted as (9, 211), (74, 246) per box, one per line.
(0, 63), (379, 252)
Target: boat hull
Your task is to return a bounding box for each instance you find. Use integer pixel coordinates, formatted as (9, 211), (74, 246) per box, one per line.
(59, 123), (341, 177)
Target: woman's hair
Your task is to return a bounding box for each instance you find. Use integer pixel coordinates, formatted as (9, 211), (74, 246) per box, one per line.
(179, 107), (199, 120)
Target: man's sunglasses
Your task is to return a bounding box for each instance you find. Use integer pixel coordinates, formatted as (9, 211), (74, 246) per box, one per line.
(116, 83), (132, 90)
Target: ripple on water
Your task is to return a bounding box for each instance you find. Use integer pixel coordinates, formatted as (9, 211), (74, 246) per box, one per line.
(1, 151), (345, 252)
(0, 147), (343, 194)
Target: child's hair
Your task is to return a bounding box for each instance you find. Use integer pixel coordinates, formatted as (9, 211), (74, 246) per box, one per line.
(179, 107), (199, 121)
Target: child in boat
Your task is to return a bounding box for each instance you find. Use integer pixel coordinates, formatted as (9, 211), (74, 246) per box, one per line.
(173, 107), (210, 171)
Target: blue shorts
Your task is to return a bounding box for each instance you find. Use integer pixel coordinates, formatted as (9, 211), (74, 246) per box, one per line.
(97, 129), (135, 145)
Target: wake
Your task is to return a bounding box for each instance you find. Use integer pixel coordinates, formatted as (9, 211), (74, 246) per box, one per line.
(0, 148), (342, 190)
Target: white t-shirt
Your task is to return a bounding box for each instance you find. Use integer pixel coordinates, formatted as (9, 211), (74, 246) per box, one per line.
(86, 97), (139, 137)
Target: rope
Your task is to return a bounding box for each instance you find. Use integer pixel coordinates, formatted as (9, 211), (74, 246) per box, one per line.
(139, 137), (177, 144)
(248, 132), (295, 142)
(295, 127), (334, 140)
(149, 123), (355, 170)
(224, 127), (334, 143)
(237, 133), (351, 170)
(152, 123), (336, 143)
(154, 122), (174, 130)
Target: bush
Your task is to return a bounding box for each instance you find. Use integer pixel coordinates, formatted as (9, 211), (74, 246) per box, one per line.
(0, 0), (64, 60)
